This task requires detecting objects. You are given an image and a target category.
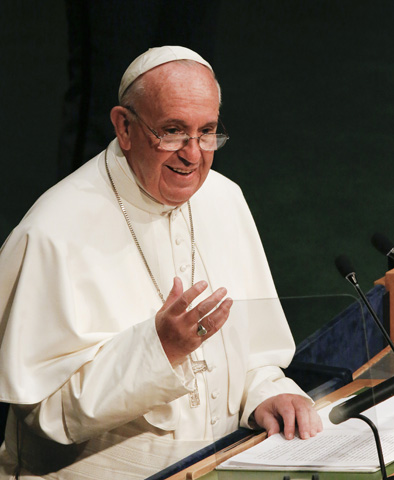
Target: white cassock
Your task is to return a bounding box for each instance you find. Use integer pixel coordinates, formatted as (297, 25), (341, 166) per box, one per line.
(0, 139), (309, 479)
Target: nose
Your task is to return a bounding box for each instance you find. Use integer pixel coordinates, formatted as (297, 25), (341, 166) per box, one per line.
(178, 137), (202, 164)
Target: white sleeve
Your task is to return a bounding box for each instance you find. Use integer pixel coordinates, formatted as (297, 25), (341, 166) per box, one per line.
(14, 317), (194, 444)
(0, 225), (195, 444)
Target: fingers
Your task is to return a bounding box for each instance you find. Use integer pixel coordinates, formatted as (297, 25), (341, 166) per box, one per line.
(290, 397), (323, 440)
(310, 408), (323, 436)
(254, 398), (283, 438)
(167, 280), (209, 316)
(190, 286), (228, 322)
(158, 277), (183, 312)
(198, 296), (233, 338)
(262, 413), (281, 438)
(165, 280), (231, 331)
(156, 278), (232, 365)
(281, 396), (322, 440)
(281, 403), (297, 440)
(254, 394), (323, 441)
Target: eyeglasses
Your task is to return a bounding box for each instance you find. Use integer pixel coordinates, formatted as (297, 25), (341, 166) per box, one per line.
(125, 106), (229, 152)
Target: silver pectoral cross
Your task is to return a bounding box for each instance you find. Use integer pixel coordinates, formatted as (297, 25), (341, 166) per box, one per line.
(189, 359), (208, 408)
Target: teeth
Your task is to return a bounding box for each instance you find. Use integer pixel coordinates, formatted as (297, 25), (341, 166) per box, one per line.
(169, 167), (192, 174)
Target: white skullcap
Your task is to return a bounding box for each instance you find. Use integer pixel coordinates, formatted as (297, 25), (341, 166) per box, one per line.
(118, 45), (213, 102)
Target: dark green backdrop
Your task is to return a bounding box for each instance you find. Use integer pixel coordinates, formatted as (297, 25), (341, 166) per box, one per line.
(1, 0), (394, 342)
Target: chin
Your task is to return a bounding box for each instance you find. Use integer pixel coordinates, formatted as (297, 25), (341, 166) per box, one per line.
(161, 188), (199, 206)
(164, 197), (190, 207)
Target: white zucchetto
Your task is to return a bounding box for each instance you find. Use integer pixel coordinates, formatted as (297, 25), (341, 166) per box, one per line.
(118, 45), (213, 101)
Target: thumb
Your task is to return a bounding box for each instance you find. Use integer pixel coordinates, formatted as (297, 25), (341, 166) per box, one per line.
(254, 403), (281, 437)
(159, 277), (183, 311)
(263, 415), (281, 437)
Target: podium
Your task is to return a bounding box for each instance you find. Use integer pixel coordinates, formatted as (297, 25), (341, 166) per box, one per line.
(150, 281), (394, 480)
(160, 348), (394, 479)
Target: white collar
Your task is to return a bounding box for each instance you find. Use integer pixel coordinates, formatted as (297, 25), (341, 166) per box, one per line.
(103, 139), (181, 216)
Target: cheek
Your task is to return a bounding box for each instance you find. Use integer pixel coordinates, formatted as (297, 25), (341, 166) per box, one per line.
(201, 154), (214, 175)
(146, 154), (178, 188)
(135, 149), (172, 179)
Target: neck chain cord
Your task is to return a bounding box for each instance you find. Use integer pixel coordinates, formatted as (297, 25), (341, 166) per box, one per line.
(105, 149), (206, 408)
(105, 149), (195, 304)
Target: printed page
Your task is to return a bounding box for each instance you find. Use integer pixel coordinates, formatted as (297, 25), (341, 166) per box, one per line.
(218, 396), (394, 472)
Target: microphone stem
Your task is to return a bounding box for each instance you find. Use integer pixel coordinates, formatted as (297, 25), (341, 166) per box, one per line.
(353, 414), (387, 480)
(353, 283), (394, 352)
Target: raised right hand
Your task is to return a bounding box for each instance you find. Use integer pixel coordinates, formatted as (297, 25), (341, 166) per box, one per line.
(155, 277), (233, 365)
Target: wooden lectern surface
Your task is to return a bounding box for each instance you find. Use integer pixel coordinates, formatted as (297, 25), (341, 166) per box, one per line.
(167, 348), (394, 480)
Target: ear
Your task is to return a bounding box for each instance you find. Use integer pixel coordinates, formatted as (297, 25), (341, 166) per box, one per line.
(110, 106), (132, 150)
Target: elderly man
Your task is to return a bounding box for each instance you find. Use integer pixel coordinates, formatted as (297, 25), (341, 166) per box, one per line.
(0, 46), (321, 479)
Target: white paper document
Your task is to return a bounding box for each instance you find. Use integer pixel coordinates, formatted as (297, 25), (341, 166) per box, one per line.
(218, 396), (394, 472)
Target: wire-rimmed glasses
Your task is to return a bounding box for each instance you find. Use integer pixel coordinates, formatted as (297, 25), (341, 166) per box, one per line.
(125, 106), (229, 152)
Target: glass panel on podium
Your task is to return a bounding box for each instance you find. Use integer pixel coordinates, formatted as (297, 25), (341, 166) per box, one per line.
(280, 292), (385, 400)
(209, 293), (359, 480)
(211, 289), (394, 479)
(149, 287), (394, 479)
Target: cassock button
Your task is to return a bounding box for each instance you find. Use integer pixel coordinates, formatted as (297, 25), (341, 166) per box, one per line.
(175, 238), (182, 245)
(211, 390), (219, 399)
(210, 417), (219, 425)
(180, 264), (188, 272)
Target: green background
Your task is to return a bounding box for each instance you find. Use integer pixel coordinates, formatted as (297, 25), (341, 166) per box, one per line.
(1, 0), (394, 342)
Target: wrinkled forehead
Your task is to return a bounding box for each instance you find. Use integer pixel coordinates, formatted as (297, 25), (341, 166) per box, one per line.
(143, 61), (217, 94)
(134, 62), (220, 116)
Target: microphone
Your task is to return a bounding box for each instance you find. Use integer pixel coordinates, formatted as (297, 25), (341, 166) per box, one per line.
(371, 232), (394, 260)
(371, 232), (394, 270)
(329, 376), (394, 480)
(334, 255), (358, 287)
(335, 255), (394, 352)
(333, 255), (394, 479)
(329, 376), (394, 425)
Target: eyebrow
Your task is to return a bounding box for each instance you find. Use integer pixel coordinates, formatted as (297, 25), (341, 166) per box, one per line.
(160, 118), (219, 129)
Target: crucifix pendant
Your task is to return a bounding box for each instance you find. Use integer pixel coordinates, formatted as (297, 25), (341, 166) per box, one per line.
(189, 358), (207, 408)
(189, 378), (201, 408)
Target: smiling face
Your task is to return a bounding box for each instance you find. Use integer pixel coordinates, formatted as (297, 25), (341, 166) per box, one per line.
(113, 61), (220, 206)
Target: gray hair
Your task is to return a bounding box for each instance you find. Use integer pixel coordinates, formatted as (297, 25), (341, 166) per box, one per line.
(120, 59), (222, 111)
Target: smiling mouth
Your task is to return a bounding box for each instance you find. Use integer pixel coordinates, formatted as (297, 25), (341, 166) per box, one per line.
(167, 166), (194, 176)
